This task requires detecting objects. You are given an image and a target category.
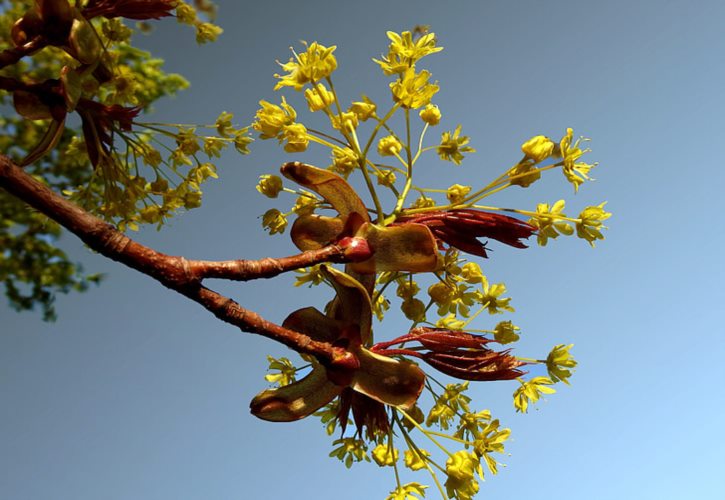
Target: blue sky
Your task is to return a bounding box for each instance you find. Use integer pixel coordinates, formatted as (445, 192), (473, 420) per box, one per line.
(2, 1), (725, 498)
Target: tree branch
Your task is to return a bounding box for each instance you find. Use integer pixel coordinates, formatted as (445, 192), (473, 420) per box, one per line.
(0, 36), (47, 70)
(0, 153), (356, 367)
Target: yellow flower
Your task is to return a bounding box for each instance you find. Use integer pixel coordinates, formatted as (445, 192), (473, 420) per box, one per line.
(410, 195), (436, 209)
(261, 208), (287, 234)
(460, 262), (484, 284)
(281, 123), (309, 153)
(350, 96), (377, 121)
(508, 160), (541, 187)
(203, 137), (225, 157)
(195, 22), (223, 44)
(292, 193), (319, 215)
(521, 135), (555, 162)
(256, 174), (283, 198)
(513, 377), (556, 413)
(329, 437), (370, 469)
(372, 292), (390, 321)
(176, 128), (200, 155)
(446, 183), (471, 204)
(493, 320), (520, 344)
(479, 277), (514, 314)
(401, 298), (426, 322)
(445, 450), (482, 500)
(215, 111), (234, 137)
(375, 169), (397, 187)
(176, 3), (196, 24)
(396, 279), (420, 300)
(437, 125), (475, 165)
(264, 355), (297, 387)
(528, 199), (574, 246)
(576, 202), (611, 246)
(473, 419), (511, 475)
(388, 30), (443, 62)
(372, 443), (399, 467)
(435, 313), (466, 330)
(233, 128), (253, 154)
(304, 83), (335, 112)
(419, 103), (441, 125)
(390, 68), (439, 109)
(559, 128), (595, 191)
(377, 135), (403, 156)
(294, 265), (325, 287)
(404, 448), (430, 471)
(386, 483), (427, 500)
(329, 146), (359, 177)
(274, 42), (338, 91)
(253, 98), (297, 139)
(546, 344), (577, 384)
(373, 30), (443, 75)
(330, 111), (358, 132)
(426, 382), (471, 429)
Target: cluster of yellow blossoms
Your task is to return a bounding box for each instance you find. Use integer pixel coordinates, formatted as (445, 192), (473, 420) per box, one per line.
(253, 29), (608, 499)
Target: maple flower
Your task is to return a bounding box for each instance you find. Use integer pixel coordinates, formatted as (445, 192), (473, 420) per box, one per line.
(478, 277), (514, 314)
(493, 320), (520, 344)
(446, 183), (471, 204)
(437, 125), (475, 165)
(281, 123), (309, 153)
(559, 128), (596, 191)
(372, 443), (399, 466)
(373, 30), (443, 75)
(445, 450), (482, 500)
(546, 344), (577, 384)
(528, 199), (574, 246)
(253, 98), (297, 140)
(387, 30), (443, 62)
(404, 448), (430, 471)
(386, 482), (428, 500)
(261, 209), (287, 234)
(82, 0), (177, 20)
(390, 68), (439, 109)
(521, 135), (555, 162)
(396, 209), (535, 258)
(377, 135), (403, 156)
(576, 202), (611, 246)
(419, 103), (441, 125)
(513, 376), (556, 413)
(274, 42), (338, 91)
(350, 97), (377, 121)
(256, 174), (283, 198)
(304, 83), (335, 112)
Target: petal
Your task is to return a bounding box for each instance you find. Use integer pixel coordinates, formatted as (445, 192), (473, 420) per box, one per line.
(250, 366), (342, 422)
(281, 162), (369, 221)
(351, 349), (425, 409)
(290, 214), (344, 251)
(348, 222), (440, 274)
(282, 306), (345, 344)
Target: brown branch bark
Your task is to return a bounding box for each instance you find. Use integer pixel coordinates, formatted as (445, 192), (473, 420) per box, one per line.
(0, 153), (355, 367)
(0, 37), (47, 70)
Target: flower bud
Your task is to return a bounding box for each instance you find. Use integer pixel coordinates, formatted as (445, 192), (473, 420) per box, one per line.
(256, 174), (283, 198)
(377, 135), (403, 156)
(521, 135), (555, 162)
(446, 183), (471, 204)
(419, 104), (441, 125)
